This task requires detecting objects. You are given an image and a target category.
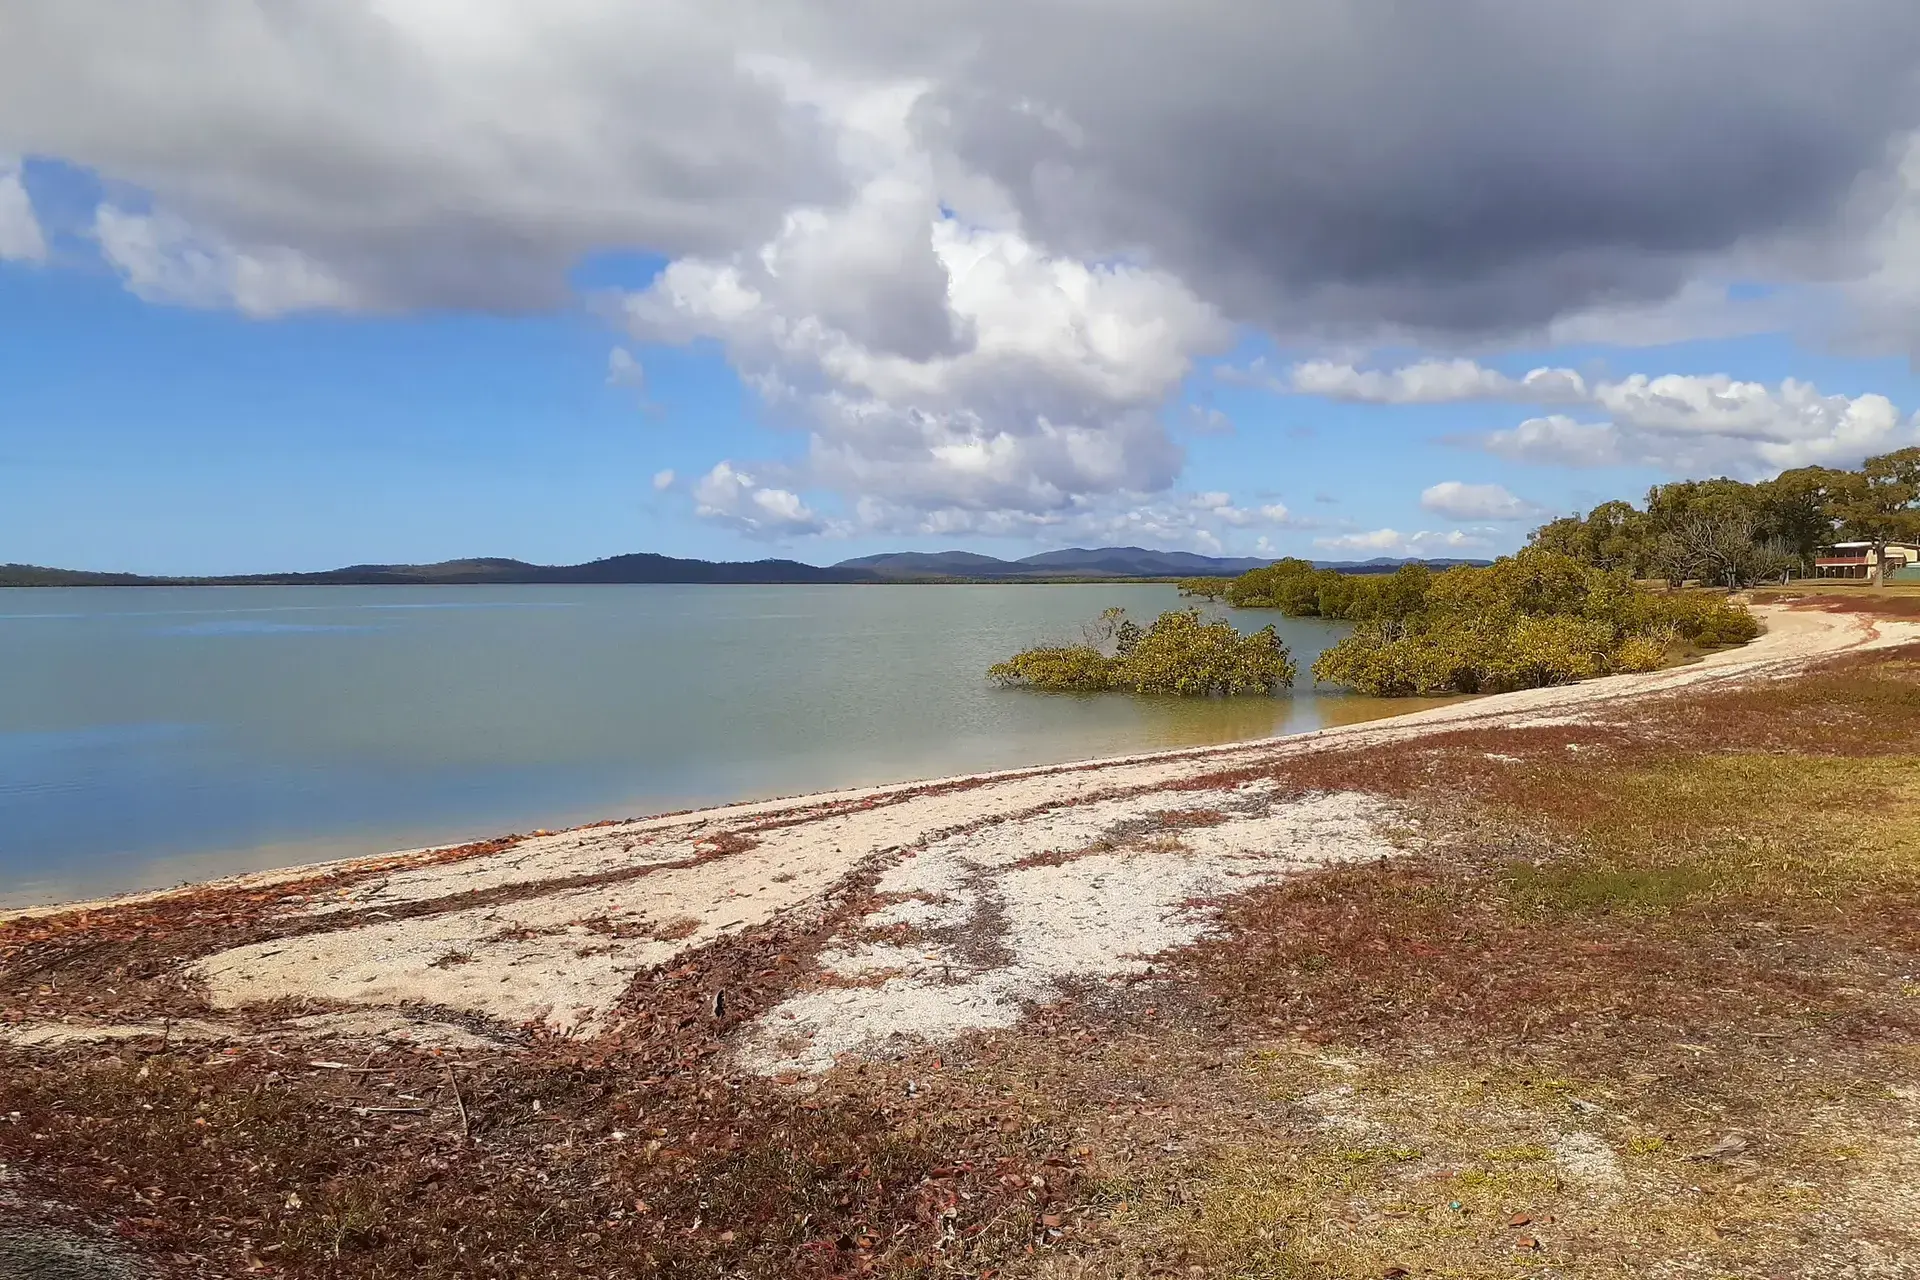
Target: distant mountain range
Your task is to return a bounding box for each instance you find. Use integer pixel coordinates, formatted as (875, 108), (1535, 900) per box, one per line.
(834, 547), (1280, 578)
(1, 546), (1491, 588)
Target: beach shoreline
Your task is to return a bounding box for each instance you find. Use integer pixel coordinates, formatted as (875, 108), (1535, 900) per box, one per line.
(1, 602), (1854, 925)
(7, 603), (1914, 1054)
(11, 600), (1920, 1278)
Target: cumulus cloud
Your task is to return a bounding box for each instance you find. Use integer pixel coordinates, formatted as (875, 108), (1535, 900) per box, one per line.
(834, 487), (1305, 554)
(2, 2), (845, 312)
(1419, 481), (1538, 521)
(1478, 378), (1917, 475)
(691, 461), (827, 537)
(1286, 356), (1918, 476)
(3, 1), (1919, 339)
(626, 74), (1229, 535)
(651, 469), (676, 491)
(1189, 491), (1304, 527)
(12, 2), (1920, 541)
(1482, 416), (1627, 469)
(1290, 359), (1587, 404)
(1314, 528), (1493, 557)
(93, 205), (357, 316)
(607, 347), (646, 390)
(0, 158), (45, 262)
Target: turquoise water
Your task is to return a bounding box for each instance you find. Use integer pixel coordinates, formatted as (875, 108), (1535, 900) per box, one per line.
(0, 584), (1363, 905)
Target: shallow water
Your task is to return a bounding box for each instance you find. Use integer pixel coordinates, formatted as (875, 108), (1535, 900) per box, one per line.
(0, 583), (1409, 905)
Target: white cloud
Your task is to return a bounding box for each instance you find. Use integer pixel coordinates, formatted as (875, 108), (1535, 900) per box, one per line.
(1190, 491), (1302, 528)
(93, 205), (357, 316)
(691, 461), (826, 537)
(651, 468), (676, 491)
(607, 347), (646, 390)
(6, 3), (850, 313)
(1288, 358), (1587, 404)
(1483, 416), (1626, 468)
(839, 487), (1303, 555)
(1419, 481), (1538, 521)
(0, 158), (45, 262)
(11, 3), (1920, 546)
(1314, 528), (1492, 557)
(1288, 355), (1917, 477)
(1475, 376), (1917, 475)
(626, 75), (1229, 537)
(1591, 374), (1898, 451)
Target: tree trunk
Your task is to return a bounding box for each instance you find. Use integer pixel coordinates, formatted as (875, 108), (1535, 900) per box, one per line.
(1873, 540), (1887, 588)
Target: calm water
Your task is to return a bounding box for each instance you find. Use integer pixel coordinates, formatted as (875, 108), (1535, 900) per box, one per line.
(0, 584), (1383, 905)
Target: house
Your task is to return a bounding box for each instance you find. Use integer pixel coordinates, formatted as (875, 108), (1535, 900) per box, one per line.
(1813, 541), (1920, 580)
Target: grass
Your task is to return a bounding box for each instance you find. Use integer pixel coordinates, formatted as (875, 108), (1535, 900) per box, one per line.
(7, 634), (1920, 1277)
(1752, 581), (1920, 617)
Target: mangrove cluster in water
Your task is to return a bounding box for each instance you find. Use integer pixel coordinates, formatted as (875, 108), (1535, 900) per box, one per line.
(1183, 551), (1758, 697)
(988, 606), (1296, 695)
(1005, 551), (1761, 699)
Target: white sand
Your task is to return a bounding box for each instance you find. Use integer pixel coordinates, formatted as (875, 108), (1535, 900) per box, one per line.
(11, 605), (1914, 1062)
(735, 787), (1407, 1075)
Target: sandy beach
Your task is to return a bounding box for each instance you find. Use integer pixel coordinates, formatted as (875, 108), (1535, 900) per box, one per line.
(9, 601), (1914, 1073)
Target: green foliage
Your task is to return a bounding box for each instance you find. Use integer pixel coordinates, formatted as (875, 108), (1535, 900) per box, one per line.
(1522, 449), (1920, 586)
(1223, 558), (1322, 610)
(1614, 628), (1676, 674)
(1649, 592), (1763, 646)
(990, 608), (1295, 695)
(1220, 558), (1431, 625)
(1176, 577), (1230, 600)
(986, 644), (1116, 692)
(1117, 609), (1296, 694)
(1307, 549), (1760, 696)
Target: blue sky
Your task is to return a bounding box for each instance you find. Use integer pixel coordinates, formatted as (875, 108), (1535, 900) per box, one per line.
(6, 7), (1920, 574)
(9, 240), (1918, 575)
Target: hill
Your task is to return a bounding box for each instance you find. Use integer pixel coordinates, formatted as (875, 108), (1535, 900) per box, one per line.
(1, 549), (1492, 588)
(834, 547), (1489, 579)
(836, 547), (1274, 578)
(0, 554), (870, 588)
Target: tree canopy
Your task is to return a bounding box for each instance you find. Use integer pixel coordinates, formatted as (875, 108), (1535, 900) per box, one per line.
(1309, 550), (1758, 697)
(1525, 448), (1920, 586)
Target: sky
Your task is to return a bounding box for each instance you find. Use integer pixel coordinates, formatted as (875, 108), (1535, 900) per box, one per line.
(7, 2), (1920, 574)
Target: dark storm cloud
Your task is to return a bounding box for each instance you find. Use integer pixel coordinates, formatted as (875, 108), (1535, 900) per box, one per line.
(3, 0), (1918, 333)
(862, 0), (1920, 335)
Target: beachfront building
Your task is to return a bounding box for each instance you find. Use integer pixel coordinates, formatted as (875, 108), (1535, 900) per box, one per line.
(1812, 541), (1920, 581)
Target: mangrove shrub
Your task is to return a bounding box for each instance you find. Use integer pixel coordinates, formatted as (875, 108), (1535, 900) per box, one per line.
(1307, 549), (1761, 696)
(990, 607), (1295, 695)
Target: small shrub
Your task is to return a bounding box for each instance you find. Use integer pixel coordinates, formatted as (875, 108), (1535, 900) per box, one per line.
(1613, 627), (1676, 673)
(987, 643), (1116, 692)
(1494, 614), (1616, 688)
(1116, 610), (1296, 694)
(991, 609), (1295, 696)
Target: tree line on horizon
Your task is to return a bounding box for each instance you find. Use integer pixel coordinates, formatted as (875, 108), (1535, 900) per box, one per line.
(1527, 446), (1920, 589)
